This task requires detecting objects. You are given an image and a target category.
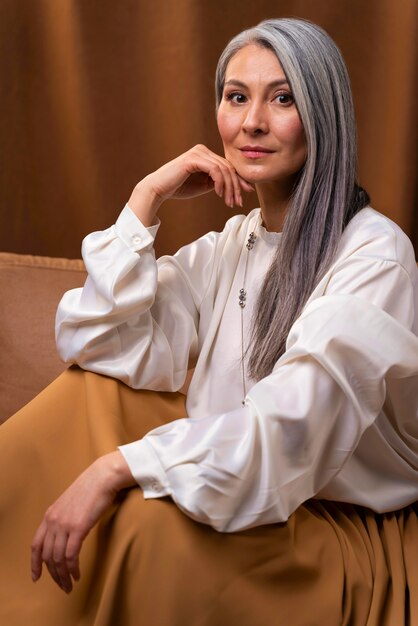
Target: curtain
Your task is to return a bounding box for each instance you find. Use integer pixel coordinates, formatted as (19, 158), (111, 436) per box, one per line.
(0, 0), (417, 259)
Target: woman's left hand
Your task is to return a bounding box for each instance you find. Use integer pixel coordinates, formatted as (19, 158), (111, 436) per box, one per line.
(31, 451), (135, 594)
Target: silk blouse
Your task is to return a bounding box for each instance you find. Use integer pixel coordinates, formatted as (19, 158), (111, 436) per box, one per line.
(56, 205), (418, 531)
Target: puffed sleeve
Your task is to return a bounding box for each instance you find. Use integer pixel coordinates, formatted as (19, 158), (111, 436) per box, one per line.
(119, 256), (418, 531)
(56, 204), (219, 391)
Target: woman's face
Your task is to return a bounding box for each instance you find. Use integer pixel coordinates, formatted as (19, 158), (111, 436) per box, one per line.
(217, 44), (307, 188)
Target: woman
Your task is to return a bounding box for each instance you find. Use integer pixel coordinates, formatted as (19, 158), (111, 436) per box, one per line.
(1, 17), (418, 626)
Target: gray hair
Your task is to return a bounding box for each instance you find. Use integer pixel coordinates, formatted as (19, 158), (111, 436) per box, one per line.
(215, 18), (369, 379)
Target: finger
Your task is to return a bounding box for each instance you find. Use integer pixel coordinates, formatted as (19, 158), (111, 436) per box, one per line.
(207, 166), (224, 198)
(205, 161), (229, 201)
(31, 521), (47, 581)
(187, 146), (241, 207)
(183, 149), (223, 199)
(200, 157), (227, 199)
(66, 533), (83, 582)
(206, 158), (237, 207)
(46, 557), (65, 591)
(192, 147), (235, 204)
(53, 531), (73, 593)
(205, 153), (243, 207)
(220, 165), (238, 208)
(238, 177), (255, 193)
(200, 148), (243, 206)
(229, 168), (243, 207)
(203, 173), (215, 193)
(42, 532), (64, 591)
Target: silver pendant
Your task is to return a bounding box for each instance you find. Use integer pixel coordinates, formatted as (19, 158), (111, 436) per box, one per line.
(239, 288), (247, 308)
(246, 232), (256, 250)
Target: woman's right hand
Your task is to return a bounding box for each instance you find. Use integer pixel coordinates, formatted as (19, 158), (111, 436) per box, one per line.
(128, 144), (254, 226)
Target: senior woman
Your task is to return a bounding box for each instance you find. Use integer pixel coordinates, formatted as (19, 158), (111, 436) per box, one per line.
(1, 17), (418, 626)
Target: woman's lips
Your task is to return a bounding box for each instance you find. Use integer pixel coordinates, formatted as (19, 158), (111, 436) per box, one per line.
(239, 146), (275, 159)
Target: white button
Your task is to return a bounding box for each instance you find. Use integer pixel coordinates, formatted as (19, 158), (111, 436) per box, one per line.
(132, 235), (142, 245)
(151, 481), (162, 492)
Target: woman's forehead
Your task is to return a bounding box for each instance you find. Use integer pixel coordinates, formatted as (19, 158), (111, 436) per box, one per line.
(224, 44), (286, 84)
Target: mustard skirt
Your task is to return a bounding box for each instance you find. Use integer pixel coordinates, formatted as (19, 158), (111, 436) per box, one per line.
(0, 366), (417, 626)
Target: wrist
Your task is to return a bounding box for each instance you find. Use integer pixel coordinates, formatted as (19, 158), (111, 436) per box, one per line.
(128, 176), (162, 227)
(96, 451), (137, 493)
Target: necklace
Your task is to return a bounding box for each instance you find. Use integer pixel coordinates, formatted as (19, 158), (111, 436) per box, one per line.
(239, 217), (259, 405)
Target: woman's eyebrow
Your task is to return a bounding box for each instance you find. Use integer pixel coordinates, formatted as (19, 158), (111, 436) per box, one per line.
(224, 78), (289, 89)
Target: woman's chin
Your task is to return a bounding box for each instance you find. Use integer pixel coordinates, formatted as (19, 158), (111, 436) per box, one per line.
(234, 164), (304, 189)
(232, 165), (268, 185)
(230, 162), (278, 185)
(238, 171), (280, 186)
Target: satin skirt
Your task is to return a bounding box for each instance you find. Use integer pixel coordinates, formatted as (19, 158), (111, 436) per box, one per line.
(0, 366), (417, 626)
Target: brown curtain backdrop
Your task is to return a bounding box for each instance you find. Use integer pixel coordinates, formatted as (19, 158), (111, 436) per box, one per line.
(0, 0), (417, 259)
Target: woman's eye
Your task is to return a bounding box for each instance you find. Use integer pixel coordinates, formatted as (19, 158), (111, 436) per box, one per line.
(225, 92), (247, 104)
(275, 93), (294, 106)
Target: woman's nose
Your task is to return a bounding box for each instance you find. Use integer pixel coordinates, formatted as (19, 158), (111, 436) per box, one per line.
(242, 103), (268, 134)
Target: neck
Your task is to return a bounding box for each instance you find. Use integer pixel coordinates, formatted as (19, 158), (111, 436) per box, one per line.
(255, 179), (295, 232)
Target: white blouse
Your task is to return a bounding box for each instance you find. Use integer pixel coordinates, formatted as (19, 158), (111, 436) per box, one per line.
(56, 205), (418, 531)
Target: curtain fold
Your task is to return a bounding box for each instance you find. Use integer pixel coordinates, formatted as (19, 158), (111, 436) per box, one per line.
(0, 0), (416, 259)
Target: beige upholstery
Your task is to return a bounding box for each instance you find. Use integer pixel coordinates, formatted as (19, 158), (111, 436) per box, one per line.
(0, 252), (86, 423)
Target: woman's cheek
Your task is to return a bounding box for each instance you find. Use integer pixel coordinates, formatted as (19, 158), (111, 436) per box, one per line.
(217, 109), (236, 146)
(282, 114), (307, 152)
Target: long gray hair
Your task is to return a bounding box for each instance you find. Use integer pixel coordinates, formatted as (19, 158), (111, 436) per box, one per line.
(215, 18), (369, 380)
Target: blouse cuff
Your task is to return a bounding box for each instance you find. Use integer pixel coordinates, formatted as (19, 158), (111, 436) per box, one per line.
(118, 438), (171, 500)
(115, 204), (161, 252)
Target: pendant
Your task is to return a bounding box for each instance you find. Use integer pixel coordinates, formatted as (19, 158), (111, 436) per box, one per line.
(239, 288), (246, 308)
(246, 232), (256, 250)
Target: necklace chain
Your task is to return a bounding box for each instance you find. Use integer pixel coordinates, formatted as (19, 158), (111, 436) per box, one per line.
(239, 218), (259, 405)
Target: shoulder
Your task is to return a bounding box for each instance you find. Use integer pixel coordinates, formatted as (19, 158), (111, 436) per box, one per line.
(336, 207), (417, 278)
(316, 208), (417, 329)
